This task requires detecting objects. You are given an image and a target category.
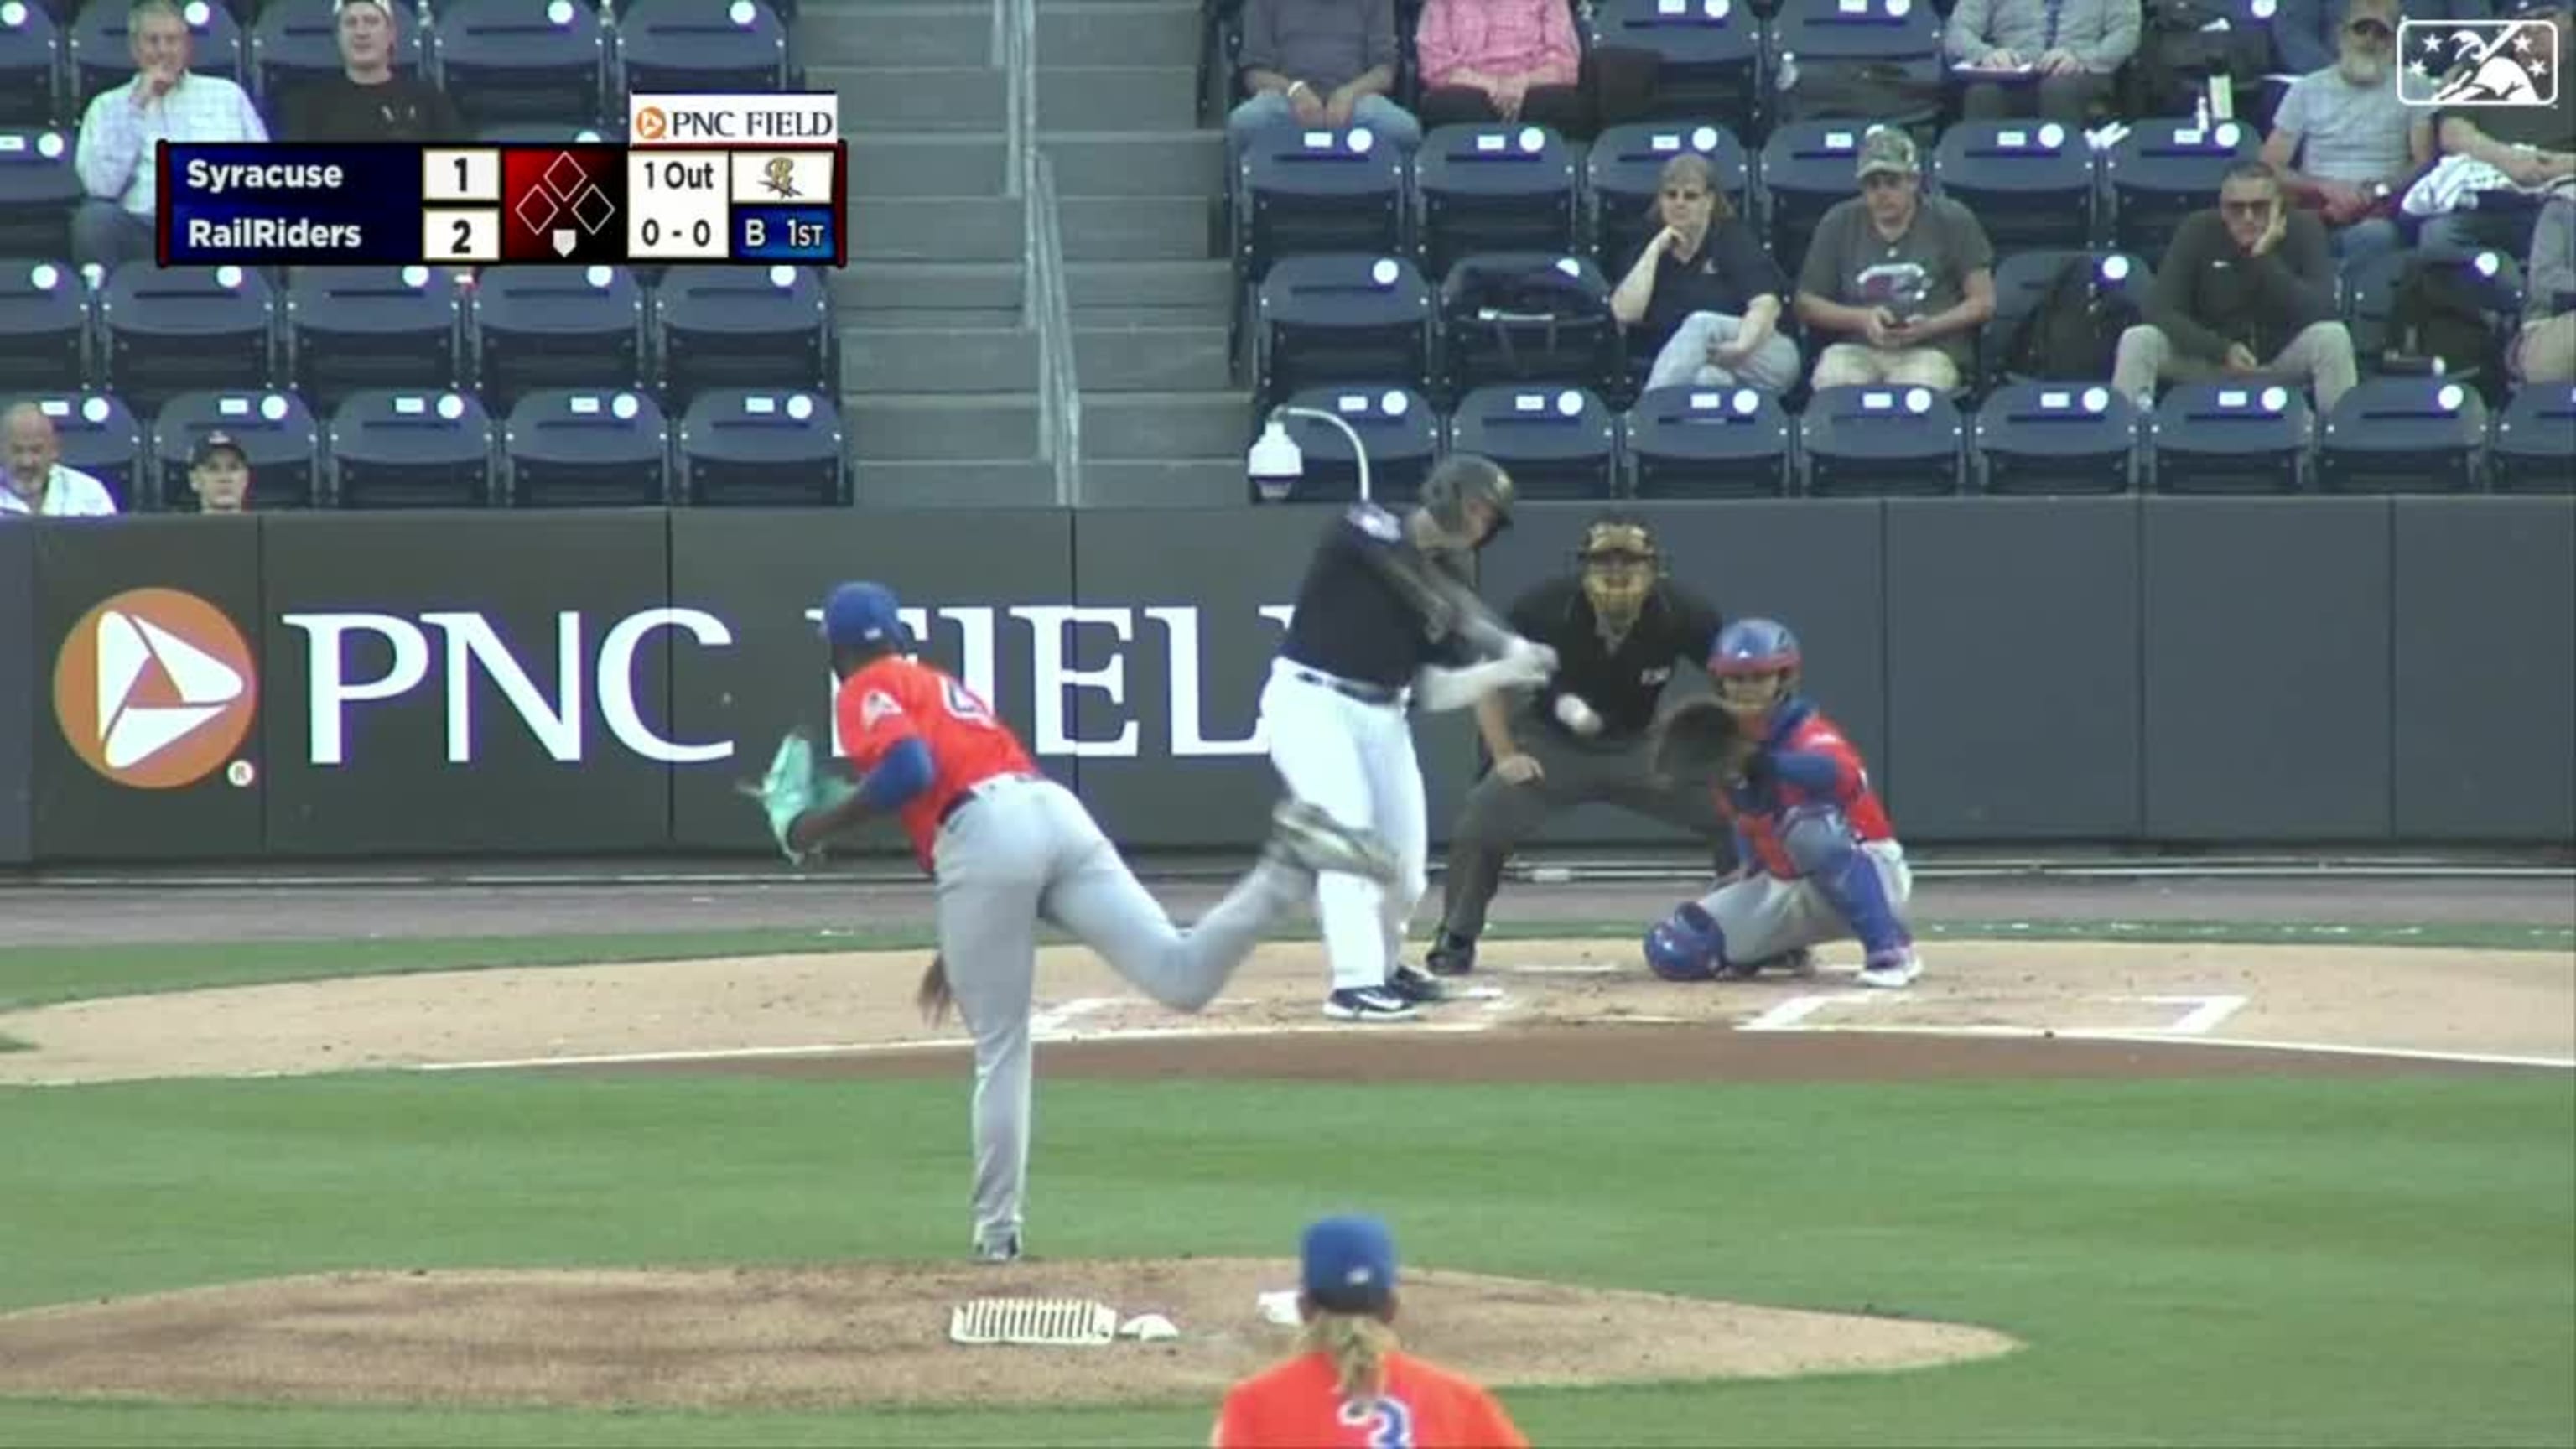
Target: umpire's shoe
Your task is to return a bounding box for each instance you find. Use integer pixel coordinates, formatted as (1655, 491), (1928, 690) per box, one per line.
(1269, 800), (1401, 884)
(1424, 932), (1477, 977)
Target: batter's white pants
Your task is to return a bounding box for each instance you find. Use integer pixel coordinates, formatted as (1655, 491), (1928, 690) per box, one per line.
(1257, 662), (1431, 993)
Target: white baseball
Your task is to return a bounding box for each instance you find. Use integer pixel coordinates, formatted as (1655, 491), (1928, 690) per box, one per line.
(1555, 693), (1602, 736)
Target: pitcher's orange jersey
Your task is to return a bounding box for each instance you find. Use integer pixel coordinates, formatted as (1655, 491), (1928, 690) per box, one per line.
(1213, 1350), (1529, 1449)
(833, 655), (1035, 869)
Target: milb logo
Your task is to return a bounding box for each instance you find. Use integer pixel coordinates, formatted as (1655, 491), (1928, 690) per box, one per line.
(52, 588), (260, 790)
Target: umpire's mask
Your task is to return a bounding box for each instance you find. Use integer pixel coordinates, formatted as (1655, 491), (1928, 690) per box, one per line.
(1577, 516), (1659, 634)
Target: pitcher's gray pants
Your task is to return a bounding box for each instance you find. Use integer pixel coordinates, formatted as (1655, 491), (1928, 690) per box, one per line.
(932, 775), (1304, 1253)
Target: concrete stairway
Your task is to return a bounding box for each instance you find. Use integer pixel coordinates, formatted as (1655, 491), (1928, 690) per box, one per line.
(1037, 0), (1251, 506)
(802, 0), (1053, 505)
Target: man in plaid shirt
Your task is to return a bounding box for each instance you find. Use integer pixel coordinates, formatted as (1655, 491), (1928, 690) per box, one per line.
(73, 0), (268, 270)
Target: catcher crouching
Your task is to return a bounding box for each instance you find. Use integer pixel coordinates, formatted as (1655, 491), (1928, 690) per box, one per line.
(1642, 617), (1924, 989)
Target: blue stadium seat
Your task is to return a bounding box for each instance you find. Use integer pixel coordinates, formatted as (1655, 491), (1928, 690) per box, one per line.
(650, 263), (832, 406)
(2316, 377), (2487, 494)
(2105, 117), (2258, 260)
(1971, 382), (2140, 494)
(1584, 122), (1751, 273)
(1263, 386), (1440, 504)
(501, 387), (671, 506)
(430, 0), (609, 130)
(467, 263), (643, 413)
(1756, 121), (1878, 263)
(150, 387), (318, 509)
(1253, 252), (1433, 408)
(2489, 385), (2576, 493)
(1234, 126), (1407, 283)
(1932, 120), (2097, 253)
(0, 129), (80, 259)
(1767, 0), (1941, 129)
(614, 0), (789, 95)
(252, 0), (421, 106)
(1415, 123), (1579, 281)
(675, 387), (844, 506)
(98, 263), (275, 415)
(70, 0), (242, 110)
(2147, 382), (2311, 493)
(326, 388), (497, 509)
(476, 121), (620, 143)
(1436, 252), (1621, 403)
(0, 257), (86, 399)
(1798, 384), (1964, 496)
(0, 2), (61, 129)
(1978, 248), (2152, 388)
(1587, 0), (1761, 129)
(1446, 384), (1618, 499)
(284, 265), (462, 411)
(1622, 382), (1791, 499)
(21, 392), (140, 509)
(2344, 246), (2525, 383)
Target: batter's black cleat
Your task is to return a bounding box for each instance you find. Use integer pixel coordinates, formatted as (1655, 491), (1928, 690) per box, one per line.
(1388, 963), (1448, 1004)
(1424, 932), (1478, 977)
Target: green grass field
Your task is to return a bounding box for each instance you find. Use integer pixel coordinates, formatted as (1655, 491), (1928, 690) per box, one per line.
(1, 927), (2570, 1447)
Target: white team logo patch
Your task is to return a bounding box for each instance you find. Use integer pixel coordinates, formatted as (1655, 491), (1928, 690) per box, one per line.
(2400, 19), (2559, 106)
(1351, 503), (1401, 542)
(860, 689), (903, 727)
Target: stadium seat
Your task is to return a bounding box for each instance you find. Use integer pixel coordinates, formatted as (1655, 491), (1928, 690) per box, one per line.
(429, 0), (609, 130)
(1798, 383), (1964, 496)
(1253, 252), (1434, 409)
(1587, 0), (1761, 130)
(150, 387), (318, 509)
(674, 387), (845, 506)
(1971, 382), (2140, 494)
(2146, 381), (2311, 493)
(2316, 376), (2487, 494)
(1756, 121), (1880, 263)
(326, 388), (497, 509)
(284, 265), (462, 412)
(1446, 384), (1618, 499)
(1622, 382), (1792, 499)
(614, 0), (790, 95)
(500, 387), (672, 506)
(1233, 126), (1407, 283)
(97, 263), (276, 415)
(1436, 252), (1621, 403)
(1977, 248), (2152, 389)
(0, 257), (86, 399)
(2105, 117), (2258, 259)
(22, 391), (140, 509)
(1262, 385), (1441, 504)
(0, 2), (61, 129)
(467, 263), (644, 413)
(251, 0), (421, 106)
(1583, 122), (1751, 273)
(1932, 120), (2098, 253)
(2344, 246), (2525, 385)
(1767, 0), (1941, 130)
(0, 129), (80, 259)
(70, 0), (242, 110)
(2489, 385), (2576, 493)
(1414, 123), (1579, 281)
(476, 121), (620, 143)
(650, 263), (832, 407)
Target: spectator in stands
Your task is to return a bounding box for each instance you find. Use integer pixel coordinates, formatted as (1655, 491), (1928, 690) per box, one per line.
(1610, 153), (1800, 392)
(1412, 0), (1585, 132)
(2273, 0), (2489, 76)
(2413, 0), (2576, 252)
(2515, 195), (2576, 382)
(72, 0), (268, 270)
(188, 431), (252, 513)
(1229, 0), (1421, 152)
(2112, 160), (2359, 408)
(276, 0), (460, 143)
(1944, 0), (2139, 123)
(1794, 130), (1996, 392)
(2260, 0), (2432, 262)
(0, 403), (120, 517)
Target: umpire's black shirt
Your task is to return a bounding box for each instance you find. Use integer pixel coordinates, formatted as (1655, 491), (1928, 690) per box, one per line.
(1506, 577), (1725, 741)
(1279, 504), (1471, 692)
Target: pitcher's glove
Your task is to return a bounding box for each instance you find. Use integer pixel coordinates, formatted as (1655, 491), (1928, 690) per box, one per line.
(1651, 699), (1757, 787)
(738, 728), (861, 866)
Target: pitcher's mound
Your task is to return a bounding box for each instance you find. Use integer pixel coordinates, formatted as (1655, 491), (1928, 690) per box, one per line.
(0, 1259), (2019, 1410)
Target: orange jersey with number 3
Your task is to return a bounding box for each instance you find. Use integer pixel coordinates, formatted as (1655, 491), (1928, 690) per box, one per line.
(1213, 1351), (1530, 1449)
(832, 656), (1036, 868)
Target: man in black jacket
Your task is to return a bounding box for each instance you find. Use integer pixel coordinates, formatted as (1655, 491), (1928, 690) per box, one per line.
(2111, 160), (2359, 409)
(276, 0), (461, 143)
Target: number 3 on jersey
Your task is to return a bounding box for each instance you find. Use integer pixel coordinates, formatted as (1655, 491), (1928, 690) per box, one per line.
(1338, 1395), (1415, 1449)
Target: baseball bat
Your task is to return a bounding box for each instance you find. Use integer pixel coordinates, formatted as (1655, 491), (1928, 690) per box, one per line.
(1360, 544), (1521, 662)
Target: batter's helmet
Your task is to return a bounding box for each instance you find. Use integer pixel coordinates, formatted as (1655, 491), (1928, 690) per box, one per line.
(1420, 454), (1516, 540)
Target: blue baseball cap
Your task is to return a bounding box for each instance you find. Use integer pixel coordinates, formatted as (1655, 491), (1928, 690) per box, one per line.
(819, 581), (910, 652)
(1301, 1214), (1398, 1313)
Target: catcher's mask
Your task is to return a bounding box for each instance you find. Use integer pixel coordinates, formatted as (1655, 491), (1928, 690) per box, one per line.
(1576, 513), (1659, 632)
(1707, 617), (1800, 718)
(1418, 453), (1517, 549)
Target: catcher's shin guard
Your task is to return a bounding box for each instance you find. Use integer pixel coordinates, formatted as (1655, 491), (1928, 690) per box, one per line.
(1644, 901), (1727, 981)
(1779, 806), (1909, 961)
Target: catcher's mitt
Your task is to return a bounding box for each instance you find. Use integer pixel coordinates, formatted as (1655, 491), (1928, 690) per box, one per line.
(737, 728), (861, 865)
(1651, 699), (1756, 787)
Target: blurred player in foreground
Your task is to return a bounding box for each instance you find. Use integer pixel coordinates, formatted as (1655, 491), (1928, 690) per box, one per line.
(1213, 1214), (1529, 1449)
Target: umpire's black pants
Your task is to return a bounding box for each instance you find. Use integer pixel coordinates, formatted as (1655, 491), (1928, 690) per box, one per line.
(1436, 710), (1738, 945)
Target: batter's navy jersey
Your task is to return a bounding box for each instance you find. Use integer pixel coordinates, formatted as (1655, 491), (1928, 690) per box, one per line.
(1507, 579), (1725, 741)
(1279, 504), (1474, 690)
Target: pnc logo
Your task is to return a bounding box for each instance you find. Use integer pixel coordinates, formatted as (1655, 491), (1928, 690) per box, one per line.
(633, 106), (668, 140)
(53, 588), (259, 790)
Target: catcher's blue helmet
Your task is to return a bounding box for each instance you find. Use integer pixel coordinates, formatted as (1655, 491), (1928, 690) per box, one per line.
(1708, 618), (1800, 677)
